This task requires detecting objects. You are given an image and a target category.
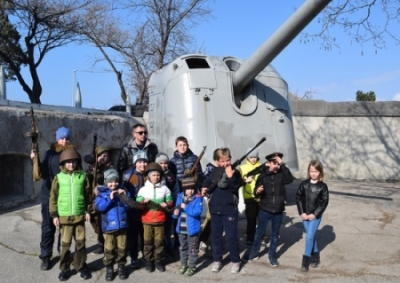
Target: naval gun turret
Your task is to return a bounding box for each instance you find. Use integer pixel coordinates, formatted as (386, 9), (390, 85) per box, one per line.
(147, 0), (331, 170)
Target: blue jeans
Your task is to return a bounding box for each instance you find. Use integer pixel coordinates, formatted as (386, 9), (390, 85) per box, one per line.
(249, 210), (283, 260)
(302, 217), (322, 256)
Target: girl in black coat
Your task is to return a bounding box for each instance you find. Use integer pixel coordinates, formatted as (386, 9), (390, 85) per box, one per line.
(296, 160), (329, 272)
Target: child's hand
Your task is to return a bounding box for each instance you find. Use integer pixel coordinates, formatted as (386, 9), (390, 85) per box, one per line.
(53, 217), (60, 227)
(180, 203), (186, 209)
(160, 202), (167, 208)
(201, 187), (208, 196)
(85, 213), (90, 222)
(110, 191), (117, 200)
(30, 150), (35, 160)
(173, 208), (179, 216)
(300, 213), (308, 220)
(117, 189), (126, 195)
(245, 176), (254, 183)
(256, 185), (264, 194)
(275, 156), (283, 165)
(144, 198), (151, 203)
(225, 166), (234, 178)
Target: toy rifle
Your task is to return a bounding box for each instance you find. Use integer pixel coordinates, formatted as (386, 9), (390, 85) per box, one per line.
(184, 146), (207, 180)
(24, 107), (41, 181)
(206, 137), (266, 195)
(91, 134), (98, 193)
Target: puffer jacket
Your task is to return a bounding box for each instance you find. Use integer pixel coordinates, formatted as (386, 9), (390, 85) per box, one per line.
(136, 180), (173, 224)
(172, 192), (203, 236)
(255, 164), (294, 213)
(296, 180), (329, 219)
(117, 138), (158, 175)
(95, 186), (131, 232)
(169, 149), (204, 191)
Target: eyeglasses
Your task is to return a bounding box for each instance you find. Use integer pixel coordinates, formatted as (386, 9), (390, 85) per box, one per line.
(134, 131), (147, 135)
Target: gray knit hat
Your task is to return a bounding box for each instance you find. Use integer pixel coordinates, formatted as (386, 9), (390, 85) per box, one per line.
(155, 152), (169, 163)
(104, 169), (119, 184)
(246, 147), (259, 158)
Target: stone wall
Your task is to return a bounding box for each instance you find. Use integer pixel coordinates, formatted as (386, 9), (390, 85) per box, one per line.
(291, 100), (400, 181)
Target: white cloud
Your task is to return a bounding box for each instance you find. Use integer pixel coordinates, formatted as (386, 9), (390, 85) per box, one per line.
(393, 93), (400, 101)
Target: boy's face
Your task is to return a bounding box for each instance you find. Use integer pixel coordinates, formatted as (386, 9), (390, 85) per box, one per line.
(185, 187), (195, 197)
(247, 156), (258, 165)
(158, 161), (168, 172)
(64, 159), (77, 171)
(176, 141), (188, 155)
(97, 152), (109, 164)
(267, 160), (280, 173)
(216, 156), (231, 168)
(148, 171), (161, 183)
(135, 160), (148, 173)
(107, 180), (119, 190)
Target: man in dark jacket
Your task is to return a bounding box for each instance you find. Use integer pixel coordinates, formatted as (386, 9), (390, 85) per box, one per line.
(117, 123), (158, 176)
(247, 152), (293, 267)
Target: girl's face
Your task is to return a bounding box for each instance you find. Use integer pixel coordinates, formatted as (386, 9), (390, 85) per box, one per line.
(107, 180), (119, 190)
(158, 161), (168, 172)
(247, 156), (258, 165)
(97, 152), (109, 164)
(176, 141), (188, 155)
(309, 165), (321, 181)
(149, 171), (161, 184)
(64, 159), (77, 171)
(216, 156), (231, 168)
(135, 161), (148, 173)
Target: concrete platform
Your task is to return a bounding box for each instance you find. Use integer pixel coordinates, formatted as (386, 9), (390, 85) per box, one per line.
(0, 179), (399, 283)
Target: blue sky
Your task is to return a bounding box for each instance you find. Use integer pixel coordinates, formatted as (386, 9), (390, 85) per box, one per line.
(5, 0), (400, 109)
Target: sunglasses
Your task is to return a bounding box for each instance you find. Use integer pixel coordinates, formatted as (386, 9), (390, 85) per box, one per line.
(134, 131), (148, 135)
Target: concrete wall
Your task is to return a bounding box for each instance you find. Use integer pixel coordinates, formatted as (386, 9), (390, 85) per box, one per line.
(291, 100), (400, 181)
(0, 99), (143, 205)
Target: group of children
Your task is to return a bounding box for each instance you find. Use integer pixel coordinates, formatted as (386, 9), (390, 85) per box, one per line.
(47, 128), (329, 281)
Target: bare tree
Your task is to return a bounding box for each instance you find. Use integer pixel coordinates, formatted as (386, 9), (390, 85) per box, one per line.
(0, 0), (90, 103)
(301, 0), (400, 50)
(77, 0), (212, 105)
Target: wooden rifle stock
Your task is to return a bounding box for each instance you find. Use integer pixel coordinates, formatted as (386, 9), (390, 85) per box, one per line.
(184, 146), (207, 178)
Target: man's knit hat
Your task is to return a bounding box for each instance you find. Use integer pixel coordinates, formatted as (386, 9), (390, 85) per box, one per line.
(56, 127), (71, 141)
(133, 151), (148, 164)
(104, 169), (119, 184)
(155, 152), (169, 163)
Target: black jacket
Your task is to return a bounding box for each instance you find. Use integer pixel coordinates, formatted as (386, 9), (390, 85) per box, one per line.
(117, 138), (158, 175)
(254, 164), (294, 213)
(296, 180), (329, 219)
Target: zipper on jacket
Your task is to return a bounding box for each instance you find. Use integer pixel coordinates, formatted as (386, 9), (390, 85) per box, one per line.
(70, 173), (75, 215)
(271, 175), (275, 213)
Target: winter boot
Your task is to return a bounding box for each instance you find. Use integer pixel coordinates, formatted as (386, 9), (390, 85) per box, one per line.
(40, 256), (50, 271)
(105, 265), (114, 281)
(301, 255), (311, 272)
(310, 252), (320, 268)
(118, 264), (127, 280)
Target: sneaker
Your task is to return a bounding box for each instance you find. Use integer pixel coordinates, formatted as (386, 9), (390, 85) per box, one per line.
(269, 257), (279, 267)
(249, 256), (259, 262)
(184, 267), (197, 277)
(58, 271), (69, 281)
(211, 261), (221, 272)
(179, 265), (188, 275)
(40, 257), (50, 271)
(78, 268), (91, 280)
(199, 242), (208, 252)
(130, 259), (139, 269)
(155, 262), (165, 272)
(231, 262), (240, 274)
(91, 245), (104, 255)
(146, 262), (155, 273)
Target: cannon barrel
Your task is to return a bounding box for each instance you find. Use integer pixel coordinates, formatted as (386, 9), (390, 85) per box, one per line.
(233, 0), (331, 94)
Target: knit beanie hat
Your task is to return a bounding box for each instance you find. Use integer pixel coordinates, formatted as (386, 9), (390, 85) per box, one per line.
(155, 152), (169, 163)
(56, 127), (71, 141)
(133, 151), (148, 164)
(104, 169), (119, 184)
(246, 147), (259, 158)
(181, 176), (196, 189)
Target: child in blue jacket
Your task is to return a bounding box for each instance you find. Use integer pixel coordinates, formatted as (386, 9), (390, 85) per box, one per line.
(173, 176), (203, 277)
(95, 169), (131, 281)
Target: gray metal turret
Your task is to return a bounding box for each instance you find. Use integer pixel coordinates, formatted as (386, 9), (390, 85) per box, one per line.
(147, 0), (332, 171)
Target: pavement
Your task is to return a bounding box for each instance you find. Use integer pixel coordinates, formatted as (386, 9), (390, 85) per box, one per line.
(1, 179), (400, 283)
